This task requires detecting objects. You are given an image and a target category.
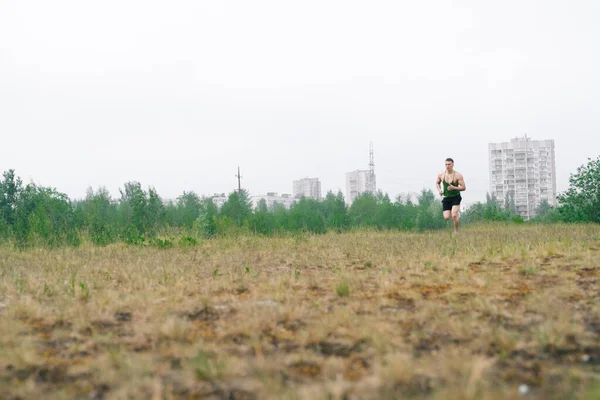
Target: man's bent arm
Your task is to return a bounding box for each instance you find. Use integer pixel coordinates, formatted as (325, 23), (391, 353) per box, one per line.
(436, 175), (443, 194)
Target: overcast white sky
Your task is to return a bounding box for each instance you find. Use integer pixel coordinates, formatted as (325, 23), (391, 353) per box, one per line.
(1, 0), (599, 204)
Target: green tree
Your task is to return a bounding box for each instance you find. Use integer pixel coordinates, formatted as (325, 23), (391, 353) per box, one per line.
(395, 195), (418, 231)
(0, 169), (23, 238)
(529, 199), (561, 223)
(118, 181), (149, 237)
(415, 189), (444, 231)
(375, 191), (397, 230)
(288, 197), (326, 233)
(322, 191), (348, 232)
(164, 200), (179, 227)
(348, 193), (378, 228)
(558, 156), (600, 223)
(194, 197), (218, 238)
(504, 190), (517, 216)
(462, 193), (511, 224)
(535, 199), (552, 219)
(176, 191), (202, 229)
(147, 187), (165, 235)
(271, 203), (289, 233)
(78, 186), (117, 245)
(220, 190), (253, 227)
(13, 184), (78, 247)
(249, 198), (275, 235)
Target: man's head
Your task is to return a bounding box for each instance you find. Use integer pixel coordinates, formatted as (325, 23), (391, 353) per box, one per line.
(445, 158), (454, 171)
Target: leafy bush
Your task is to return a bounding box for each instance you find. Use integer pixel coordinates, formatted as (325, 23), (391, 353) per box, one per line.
(557, 156), (600, 223)
(178, 235), (198, 248)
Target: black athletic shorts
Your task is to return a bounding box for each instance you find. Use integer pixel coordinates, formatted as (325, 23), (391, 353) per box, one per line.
(442, 195), (462, 211)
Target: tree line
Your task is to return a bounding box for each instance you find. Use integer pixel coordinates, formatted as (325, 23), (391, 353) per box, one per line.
(0, 155), (598, 247)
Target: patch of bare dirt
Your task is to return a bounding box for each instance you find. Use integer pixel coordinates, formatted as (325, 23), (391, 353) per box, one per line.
(415, 284), (451, 300)
(307, 338), (369, 358)
(185, 307), (220, 322)
(260, 329), (300, 353)
(277, 319), (306, 332)
(114, 311), (132, 322)
(385, 292), (416, 306)
(411, 332), (463, 357)
(344, 357), (371, 381)
(379, 374), (438, 398)
(284, 360), (322, 381)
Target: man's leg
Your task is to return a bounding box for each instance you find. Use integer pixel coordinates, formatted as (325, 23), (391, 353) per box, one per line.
(451, 205), (460, 234)
(443, 210), (451, 221)
(442, 198), (451, 221)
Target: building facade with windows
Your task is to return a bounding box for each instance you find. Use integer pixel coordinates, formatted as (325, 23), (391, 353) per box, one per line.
(251, 192), (295, 210)
(211, 193), (228, 209)
(345, 169), (376, 205)
(293, 178), (322, 200)
(488, 136), (556, 219)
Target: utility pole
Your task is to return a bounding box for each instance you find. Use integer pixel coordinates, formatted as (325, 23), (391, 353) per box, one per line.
(235, 166), (242, 193)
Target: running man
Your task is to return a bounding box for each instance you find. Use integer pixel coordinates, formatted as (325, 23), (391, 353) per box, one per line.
(436, 158), (466, 235)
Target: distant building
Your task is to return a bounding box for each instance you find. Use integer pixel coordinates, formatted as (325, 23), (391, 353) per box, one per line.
(210, 193), (228, 208)
(345, 169), (376, 205)
(293, 177), (322, 200)
(489, 135), (557, 220)
(395, 191), (422, 204)
(251, 192), (295, 210)
(345, 143), (377, 205)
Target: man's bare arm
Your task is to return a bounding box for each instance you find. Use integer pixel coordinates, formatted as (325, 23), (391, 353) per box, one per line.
(449, 175), (466, 192)
(436, 174), (443, 196)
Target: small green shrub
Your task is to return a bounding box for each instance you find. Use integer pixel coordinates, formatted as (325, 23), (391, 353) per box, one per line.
(336, 280), (350, 297)
(178, 235), (197, 248)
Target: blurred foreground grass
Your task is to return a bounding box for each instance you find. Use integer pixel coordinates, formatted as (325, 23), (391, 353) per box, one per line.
(0, 223), (599, 399)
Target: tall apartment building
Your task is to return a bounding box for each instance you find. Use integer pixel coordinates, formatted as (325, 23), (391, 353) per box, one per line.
(489, 136), (557, 220)
(345, 143), (377, 205)
(345, 169), (376, 205)
(293, 178), (322, 200)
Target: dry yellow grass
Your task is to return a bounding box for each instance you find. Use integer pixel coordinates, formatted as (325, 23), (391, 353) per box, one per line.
(1, 223), (599, 399)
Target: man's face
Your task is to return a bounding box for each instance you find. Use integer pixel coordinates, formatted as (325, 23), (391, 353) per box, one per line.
(445, 161), (454, 171)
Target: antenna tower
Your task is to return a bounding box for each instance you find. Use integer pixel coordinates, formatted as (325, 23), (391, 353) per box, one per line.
(368, 142), (376, 193)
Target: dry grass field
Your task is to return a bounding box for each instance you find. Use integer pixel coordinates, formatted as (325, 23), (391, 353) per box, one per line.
(1, 224), (599, 400)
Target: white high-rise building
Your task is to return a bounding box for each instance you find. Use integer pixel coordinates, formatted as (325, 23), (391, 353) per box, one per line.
(293, 178), (322, 200)
(345, 170), (376, 205)
(489, 136), (557, 220)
